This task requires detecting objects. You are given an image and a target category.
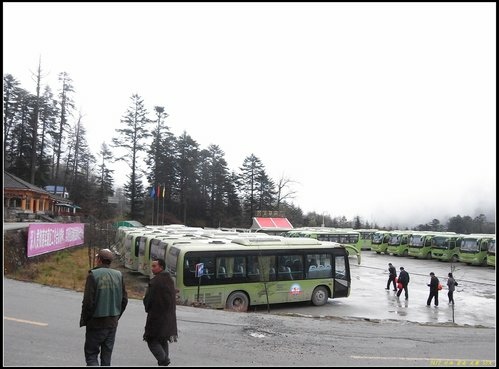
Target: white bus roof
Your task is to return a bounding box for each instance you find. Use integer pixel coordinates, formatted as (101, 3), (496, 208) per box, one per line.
(169, 239), (346, 253)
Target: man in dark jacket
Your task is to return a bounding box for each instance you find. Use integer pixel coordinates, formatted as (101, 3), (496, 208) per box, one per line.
(143, 258), (178, 366)
(386, 263), (397, 291)
(396, 266), (410, 300)
(80, 248), (128, 366)
(427, 272), (440, 307)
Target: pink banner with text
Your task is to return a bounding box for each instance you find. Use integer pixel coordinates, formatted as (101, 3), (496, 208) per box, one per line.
(27, 223), (85, 257)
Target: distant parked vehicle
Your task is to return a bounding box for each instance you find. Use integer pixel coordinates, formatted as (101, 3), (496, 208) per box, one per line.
(487, 238), (495, 267)
(431, 234), (463, 262)
(370, 230), (391, 254)
(386, 231), (412, 256)
(459, 234), (494, 266)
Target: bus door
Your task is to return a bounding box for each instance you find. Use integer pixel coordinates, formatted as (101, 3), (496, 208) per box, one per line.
(332, 254), (350, 298)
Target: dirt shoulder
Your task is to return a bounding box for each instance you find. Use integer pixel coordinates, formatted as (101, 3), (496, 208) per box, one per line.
(113, 262), (150, 300)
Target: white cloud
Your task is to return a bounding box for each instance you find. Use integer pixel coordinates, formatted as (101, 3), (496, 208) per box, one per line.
(3, 2), (496, 226)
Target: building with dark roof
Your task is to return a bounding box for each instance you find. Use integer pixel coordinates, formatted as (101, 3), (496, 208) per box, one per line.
(3, 171), (79, 221)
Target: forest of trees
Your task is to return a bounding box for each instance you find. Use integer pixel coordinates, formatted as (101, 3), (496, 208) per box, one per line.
(3, 67), (496, 234)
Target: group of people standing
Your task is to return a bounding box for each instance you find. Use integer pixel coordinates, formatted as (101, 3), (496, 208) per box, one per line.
(79, 248), (178, 366)
(386, 262), (458, 306)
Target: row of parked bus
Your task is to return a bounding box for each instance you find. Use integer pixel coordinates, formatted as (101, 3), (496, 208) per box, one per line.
(279, 227), (495, 267)
(369, 230), (495, 267)
(282, 227), (372, 256)
(112, 224), (355, 311)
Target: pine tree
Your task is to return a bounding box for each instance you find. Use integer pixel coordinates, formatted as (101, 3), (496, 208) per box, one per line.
(238, 154), (264, 225)
(112, 94), (151, 219)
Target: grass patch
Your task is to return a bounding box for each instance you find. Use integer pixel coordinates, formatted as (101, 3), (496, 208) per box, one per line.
(6, 246), (147, 299)
(8, 247), (90, 292)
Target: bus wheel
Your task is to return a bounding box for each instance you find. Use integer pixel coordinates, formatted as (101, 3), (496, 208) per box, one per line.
(426, 253), (432, 260)
(226, 291), (249, 312)
(451, 255), (458, 263)
(311, 286), (329, 306)
(402, 250), (408, 257)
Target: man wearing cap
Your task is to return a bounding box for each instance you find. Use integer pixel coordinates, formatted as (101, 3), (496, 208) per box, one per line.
(80, 248), (128, 366)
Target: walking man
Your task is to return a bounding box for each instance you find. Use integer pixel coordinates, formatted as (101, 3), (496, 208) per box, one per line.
(396, 266), (410, 300)
(386, 263), (397, 291)
(80, 248), (128, 366)
(427, 272), (440, 307)
(143, 258), (178, 366)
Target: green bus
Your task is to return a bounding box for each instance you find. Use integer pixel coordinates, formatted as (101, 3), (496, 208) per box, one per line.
(165, 237), (352, 311)
(407, 232), (457, 259)
(356, 229), (377, 250)
(386, 231), (412, 256)
(407, 231), (433, 259)
(138, 234), (192, 277)
(136, 227), (235, 277)
(430, 234), (463, 262)
(114, 227), (148, 256)
(370, 230), (391, 254)
(459, 234), (494, 266)
(487, 238), (495, 267)
(283, 228), (362, 260)
(122, 229), (148, 270)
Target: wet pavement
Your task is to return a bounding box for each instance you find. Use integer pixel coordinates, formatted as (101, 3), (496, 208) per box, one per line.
(258, 251), (496, 328)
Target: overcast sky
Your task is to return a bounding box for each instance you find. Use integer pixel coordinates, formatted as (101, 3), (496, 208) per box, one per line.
(3, 3), (496, 227)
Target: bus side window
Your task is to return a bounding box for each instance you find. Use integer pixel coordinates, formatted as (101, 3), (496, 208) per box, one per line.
(481, 241), (489, 251)
(269, 267), (276, 281)
(278, 265), (293, 280)
(234, 264), (244, 275)
(184, 257), (198, 286)
(335, 256), (346, 279)
(201, 257), (215, 280)
(217, 265), (226, 279)
(247, 267), (260, 281)
(291, 257), (303, 280)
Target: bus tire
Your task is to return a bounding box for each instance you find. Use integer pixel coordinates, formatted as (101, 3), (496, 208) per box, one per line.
(226, 291), (249, 312)
(311, 286), (329, 306)
(451, 255), (458, 263)
(402, 250), (408, 257)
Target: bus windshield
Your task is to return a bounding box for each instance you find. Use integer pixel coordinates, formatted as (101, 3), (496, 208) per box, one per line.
(409, 235), (424, 247)
(388, 235), (401, 245)
(432, 236), (451, 249)
(372, 232), (389, 244)
(461, 239), (479, 252)
(488, 239), (496, 255)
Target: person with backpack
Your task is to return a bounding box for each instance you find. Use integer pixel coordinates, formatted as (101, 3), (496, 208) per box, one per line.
(447, 272), (458, 305)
